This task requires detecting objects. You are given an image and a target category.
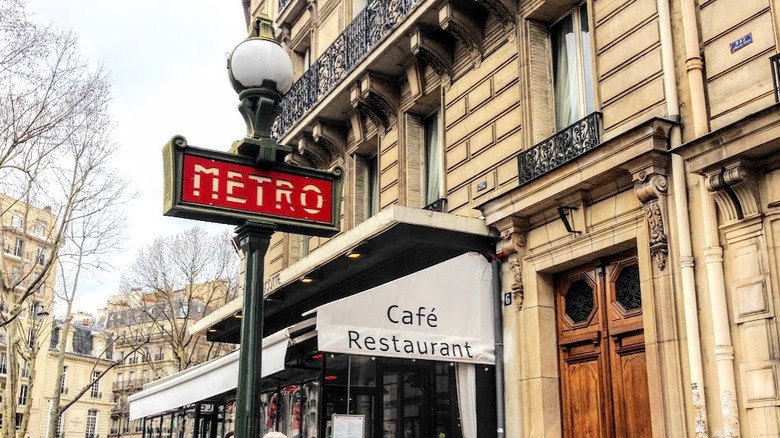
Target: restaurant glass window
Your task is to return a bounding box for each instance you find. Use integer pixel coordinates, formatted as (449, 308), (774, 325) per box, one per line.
(323, 354), (376, 437)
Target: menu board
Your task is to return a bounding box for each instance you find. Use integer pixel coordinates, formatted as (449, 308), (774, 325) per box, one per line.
(332, 414), (365, 438)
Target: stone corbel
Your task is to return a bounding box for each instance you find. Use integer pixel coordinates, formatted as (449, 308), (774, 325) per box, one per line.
(704, 159), (761, 224)
(410, 25), (452, 88)
(284, 150), (313, 167)
(495, 216), (528, 310)
(311, 120), (347, 163)
(405, 59), (425, 102)
(291, 134), (330, 169)
(474, 0), (517, 41)
(634, 170), (670, 271)
(350, 73), (399, 133)
(439, 0), (486, 68)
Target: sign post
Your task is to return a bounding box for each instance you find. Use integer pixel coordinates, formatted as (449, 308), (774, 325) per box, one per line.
(162, 134), (342, 438)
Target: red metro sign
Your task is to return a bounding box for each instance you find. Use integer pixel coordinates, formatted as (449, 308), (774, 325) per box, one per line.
(163, 136), (343, 237)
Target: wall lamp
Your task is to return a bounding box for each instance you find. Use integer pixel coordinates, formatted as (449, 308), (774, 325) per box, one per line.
(346, 241), (371, 259)
(557, 205), (581, 234)
(300, 268), (321, 284)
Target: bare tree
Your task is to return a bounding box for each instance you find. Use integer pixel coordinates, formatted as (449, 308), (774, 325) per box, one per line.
(115, 227), (240, 374)
(0, 1), (131, 437)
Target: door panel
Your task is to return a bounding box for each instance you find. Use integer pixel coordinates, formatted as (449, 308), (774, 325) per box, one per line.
(556, 252), (651, 438)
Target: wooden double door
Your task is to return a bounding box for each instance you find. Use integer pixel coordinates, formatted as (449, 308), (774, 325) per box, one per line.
(556, 251), (652, 437)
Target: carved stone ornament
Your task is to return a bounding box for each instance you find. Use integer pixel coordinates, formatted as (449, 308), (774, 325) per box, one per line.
(635, 174), (669, 271)
(439, 0), (486, 67)
(509, 256), (524, 310)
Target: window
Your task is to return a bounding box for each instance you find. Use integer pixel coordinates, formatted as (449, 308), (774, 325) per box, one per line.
(13, 238), (23, 257)
(36, 247), (45, 265)
(303, 47), (311, 71)
(551, 2), (594, 131)
(0, 352), (6, 374)
(60, 366), (68, 394)
(91, 371), (101, 398)
(27, 329), (35, 348)
(423, 111), (442, 206)
(367, 154), (379, 217)
(86, 409), (98, 438)
(11, 213), (22, 229)
(54, 412), (65, 438)
(18, 385), (27, 405)
(21, 360), (29, 379)
(29, 301), (42, 318)
(33, 220), (45, 236)
(15, 413), (22, 430)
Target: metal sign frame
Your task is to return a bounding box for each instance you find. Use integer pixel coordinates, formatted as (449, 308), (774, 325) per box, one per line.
(162, 135), (343, 237)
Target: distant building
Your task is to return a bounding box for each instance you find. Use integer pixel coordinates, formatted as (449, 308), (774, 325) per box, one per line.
(104, 283), (235, 438)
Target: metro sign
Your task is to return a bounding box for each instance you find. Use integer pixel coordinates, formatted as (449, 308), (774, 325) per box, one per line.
(163, 136), (343, 237)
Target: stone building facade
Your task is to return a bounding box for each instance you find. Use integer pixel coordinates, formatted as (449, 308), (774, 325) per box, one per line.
(136, 0), (780, 436)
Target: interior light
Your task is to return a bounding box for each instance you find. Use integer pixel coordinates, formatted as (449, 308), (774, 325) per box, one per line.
(233, 313), (242, 319)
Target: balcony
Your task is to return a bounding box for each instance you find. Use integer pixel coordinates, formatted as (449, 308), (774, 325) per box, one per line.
(272, 0), (424, 140)
(517, 113), (602, 185)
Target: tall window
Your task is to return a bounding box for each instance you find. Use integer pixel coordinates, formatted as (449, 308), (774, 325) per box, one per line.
(11, 213), (22, 229)
(18, 385), (27, 405)
(54, 411), (65, 438)
(0, 352), (7, 374)
(60, 366), (68, 394)
(86, 409), (98, 438)
(367, 154), (379, 217)
(551, 2), (594, 131)
(13, 238), (23, 257)
(91, 371), (101, 398)
(36, 247), (45, 265)
(423, 112), (442, 206)
(21, 360), (29, 379)
(26, 329), (35, 348)
(33, 220), (45, 236)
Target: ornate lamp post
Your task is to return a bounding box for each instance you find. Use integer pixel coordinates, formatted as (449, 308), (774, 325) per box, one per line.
(162, 15), (341, 437)
(227, 16), (294, 163)
(227, 16), (293, 438)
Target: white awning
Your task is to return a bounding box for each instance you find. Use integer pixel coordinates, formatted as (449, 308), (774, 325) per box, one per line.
(128, 328), (290, 420)
(314, 252), (495, 364)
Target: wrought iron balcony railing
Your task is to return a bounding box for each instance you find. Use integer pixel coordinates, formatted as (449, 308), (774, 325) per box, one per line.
(279, 0), (293, 15)
(771, 53), (780, 103)
(423, 198), (447, 212)
(272, 0), (422, 139)
(517, 113), (602, 185)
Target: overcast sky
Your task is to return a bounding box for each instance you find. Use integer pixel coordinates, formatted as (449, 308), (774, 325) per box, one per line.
(27, 0), (248, 314)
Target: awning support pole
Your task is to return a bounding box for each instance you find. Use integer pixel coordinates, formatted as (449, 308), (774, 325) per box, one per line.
(234, 222), (276, 438)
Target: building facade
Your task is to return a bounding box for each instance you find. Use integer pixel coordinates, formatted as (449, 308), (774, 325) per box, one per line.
(105, 285), (236, 438)
(133, 0), (780, 437)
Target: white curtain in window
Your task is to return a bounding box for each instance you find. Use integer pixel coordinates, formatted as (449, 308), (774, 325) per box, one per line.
(424, 114), (441, 205)
(552, 14), (578, 131)
(456, 363), (477, 438)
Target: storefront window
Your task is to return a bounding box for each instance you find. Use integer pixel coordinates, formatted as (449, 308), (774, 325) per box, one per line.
(302, 381), (320, 438)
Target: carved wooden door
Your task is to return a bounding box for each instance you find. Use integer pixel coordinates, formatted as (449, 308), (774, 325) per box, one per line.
(556, 251), (651, 438)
